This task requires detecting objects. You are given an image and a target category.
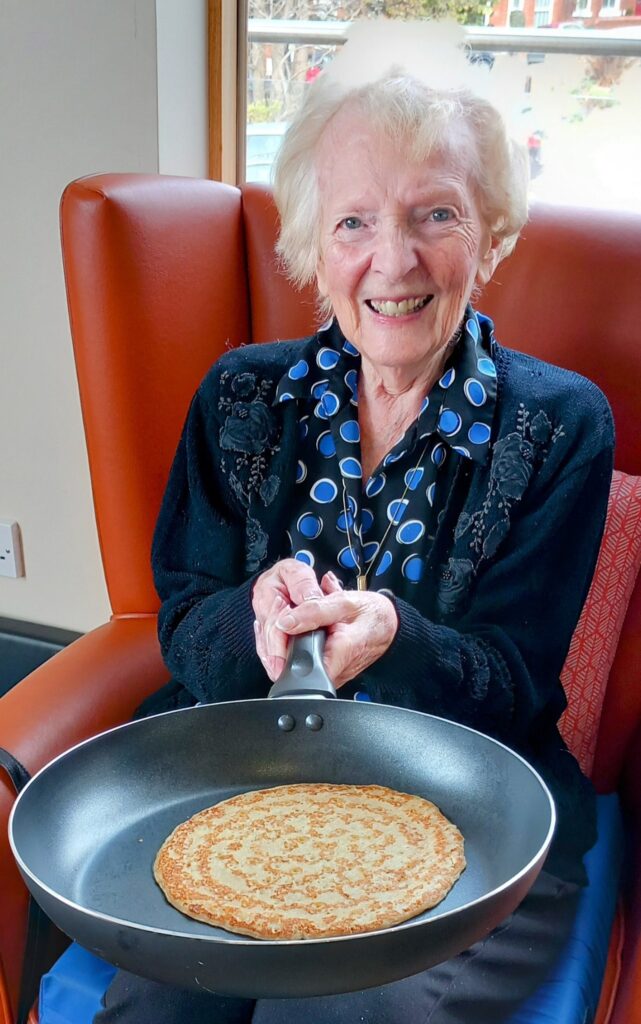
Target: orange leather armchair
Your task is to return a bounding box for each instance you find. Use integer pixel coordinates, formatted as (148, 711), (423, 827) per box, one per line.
(1, 174), (641, 1024)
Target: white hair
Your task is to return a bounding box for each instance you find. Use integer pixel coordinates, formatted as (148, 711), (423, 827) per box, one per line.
(273, 19), (529, 300)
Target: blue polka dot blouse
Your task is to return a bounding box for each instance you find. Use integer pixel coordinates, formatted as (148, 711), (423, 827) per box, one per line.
(274, 307), (497, 599)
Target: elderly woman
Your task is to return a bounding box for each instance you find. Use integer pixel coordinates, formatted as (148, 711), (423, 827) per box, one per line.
(96, 24), (613, 1024)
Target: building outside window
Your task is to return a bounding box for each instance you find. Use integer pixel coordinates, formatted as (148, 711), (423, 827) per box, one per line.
(533, 0), (552, 26)
(240, 12), (641, 213)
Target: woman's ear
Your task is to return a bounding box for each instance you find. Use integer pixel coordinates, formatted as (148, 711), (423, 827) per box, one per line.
(475, 236), (502, 288)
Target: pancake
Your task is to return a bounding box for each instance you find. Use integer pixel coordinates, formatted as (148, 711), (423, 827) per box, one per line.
(153, 782), (465, 941)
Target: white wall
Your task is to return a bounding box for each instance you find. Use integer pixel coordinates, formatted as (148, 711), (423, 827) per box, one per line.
(0, 0), (208, 632)
(157, 0), (209, 178)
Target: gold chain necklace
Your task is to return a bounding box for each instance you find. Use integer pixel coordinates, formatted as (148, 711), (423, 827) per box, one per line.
(342, 438), (431, 591)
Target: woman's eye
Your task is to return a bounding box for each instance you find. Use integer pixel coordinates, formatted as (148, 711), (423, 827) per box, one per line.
(430, 208), (452, 222)
(340, 216), (363, 230)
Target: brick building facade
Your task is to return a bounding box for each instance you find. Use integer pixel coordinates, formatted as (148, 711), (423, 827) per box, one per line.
(489, 0), (641, 27)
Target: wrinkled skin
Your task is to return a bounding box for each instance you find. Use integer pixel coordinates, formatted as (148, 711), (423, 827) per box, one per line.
(252, 559), (398, 687)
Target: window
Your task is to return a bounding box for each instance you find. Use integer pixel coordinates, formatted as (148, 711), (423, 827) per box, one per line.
(236, 17), (641, 212)
(533, 0), (552, 27)
(508, 0), (525, 27)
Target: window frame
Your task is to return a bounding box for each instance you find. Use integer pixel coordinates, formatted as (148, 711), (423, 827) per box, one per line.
(208, 0), (244, 183)
(221, 19), (641, 187)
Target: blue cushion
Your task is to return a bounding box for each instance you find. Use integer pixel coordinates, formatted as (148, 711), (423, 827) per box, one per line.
(39, 942), (116, 1023)
(39, 795), (624, 1024)
(507, 793), (624, 1024)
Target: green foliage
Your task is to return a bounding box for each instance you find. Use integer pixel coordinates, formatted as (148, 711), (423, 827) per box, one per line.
(247, 100), (283, 123)
(362, 0), (495, 25)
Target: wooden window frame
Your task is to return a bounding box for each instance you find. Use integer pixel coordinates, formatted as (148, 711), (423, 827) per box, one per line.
(208, 0), (246, 183)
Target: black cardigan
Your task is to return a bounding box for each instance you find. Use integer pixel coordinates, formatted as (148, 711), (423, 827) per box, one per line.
(151, 332), (615, 883)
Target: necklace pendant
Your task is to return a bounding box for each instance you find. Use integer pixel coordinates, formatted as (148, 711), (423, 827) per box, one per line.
(357, 575), (368, 592)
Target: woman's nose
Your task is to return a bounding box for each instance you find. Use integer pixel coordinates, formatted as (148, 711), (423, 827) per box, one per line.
(370, 225), (419, 281)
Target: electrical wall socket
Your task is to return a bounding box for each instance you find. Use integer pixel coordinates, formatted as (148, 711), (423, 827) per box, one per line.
(0, 520), (25, 578)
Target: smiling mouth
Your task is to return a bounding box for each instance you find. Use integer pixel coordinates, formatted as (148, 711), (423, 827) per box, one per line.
(366, 296), (433, 317)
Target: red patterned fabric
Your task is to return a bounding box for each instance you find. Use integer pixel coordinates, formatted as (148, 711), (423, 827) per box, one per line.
(560, 470), (641, 775)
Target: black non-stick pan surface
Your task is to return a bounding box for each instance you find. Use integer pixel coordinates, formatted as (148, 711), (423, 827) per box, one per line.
(9, 686), (555, 999)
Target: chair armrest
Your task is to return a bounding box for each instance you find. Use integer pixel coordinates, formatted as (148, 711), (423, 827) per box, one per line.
(0, 616), (169, 1023)
(0, 616), (167, 770)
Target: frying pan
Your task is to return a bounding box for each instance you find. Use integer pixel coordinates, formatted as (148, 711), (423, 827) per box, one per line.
(9, 633), (555, 998)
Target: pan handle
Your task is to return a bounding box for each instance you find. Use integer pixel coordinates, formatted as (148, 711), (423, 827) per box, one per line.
(267, 631), (337, 700)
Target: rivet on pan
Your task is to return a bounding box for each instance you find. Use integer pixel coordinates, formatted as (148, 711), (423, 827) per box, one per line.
(305, 714), (324, 731)
(277, 714), (296, 732)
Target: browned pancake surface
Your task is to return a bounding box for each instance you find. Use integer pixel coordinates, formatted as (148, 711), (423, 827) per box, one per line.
(154, 783), (465, 940)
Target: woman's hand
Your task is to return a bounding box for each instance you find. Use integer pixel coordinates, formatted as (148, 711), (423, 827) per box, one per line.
(274, 572), (399, 687)
(252, 558), (325, 682)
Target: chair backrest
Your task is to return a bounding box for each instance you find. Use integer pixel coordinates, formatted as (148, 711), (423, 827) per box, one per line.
(61, 175), (641, 791)
(481, 205), (641, 475)
(448, 204), (641, 792)
(60, 176), (251, 615)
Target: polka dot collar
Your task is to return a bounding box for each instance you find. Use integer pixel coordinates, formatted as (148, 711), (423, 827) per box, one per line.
(275, 307), (497, 465)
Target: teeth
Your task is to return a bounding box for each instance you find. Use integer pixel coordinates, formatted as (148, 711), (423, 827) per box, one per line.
(370, 297), (428, 317)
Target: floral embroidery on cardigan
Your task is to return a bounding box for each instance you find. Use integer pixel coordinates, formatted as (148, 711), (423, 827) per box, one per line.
(436, 558), (475, 616)
(437, 405), (565, 617)
(217, 370), (282, 573)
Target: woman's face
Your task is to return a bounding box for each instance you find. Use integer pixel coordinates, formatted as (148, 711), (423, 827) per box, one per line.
(315, 107), (500, 384)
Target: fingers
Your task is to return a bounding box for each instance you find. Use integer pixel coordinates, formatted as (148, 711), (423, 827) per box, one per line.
(275, 591), (398, 687)
(255, 590), (290, 682)
(273, 590), (356, 688)
(252, 561), (398, 687)
(276, 590), (356, 634)
(254, 622), (287, 682)
(323, 627), (358, 688)
(252, 559), (325, 681)
(326, 597), (398, 685)
(278, 559), (324, 604)
(252, 558), (322, 622)
(320, 571), (344, 595)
